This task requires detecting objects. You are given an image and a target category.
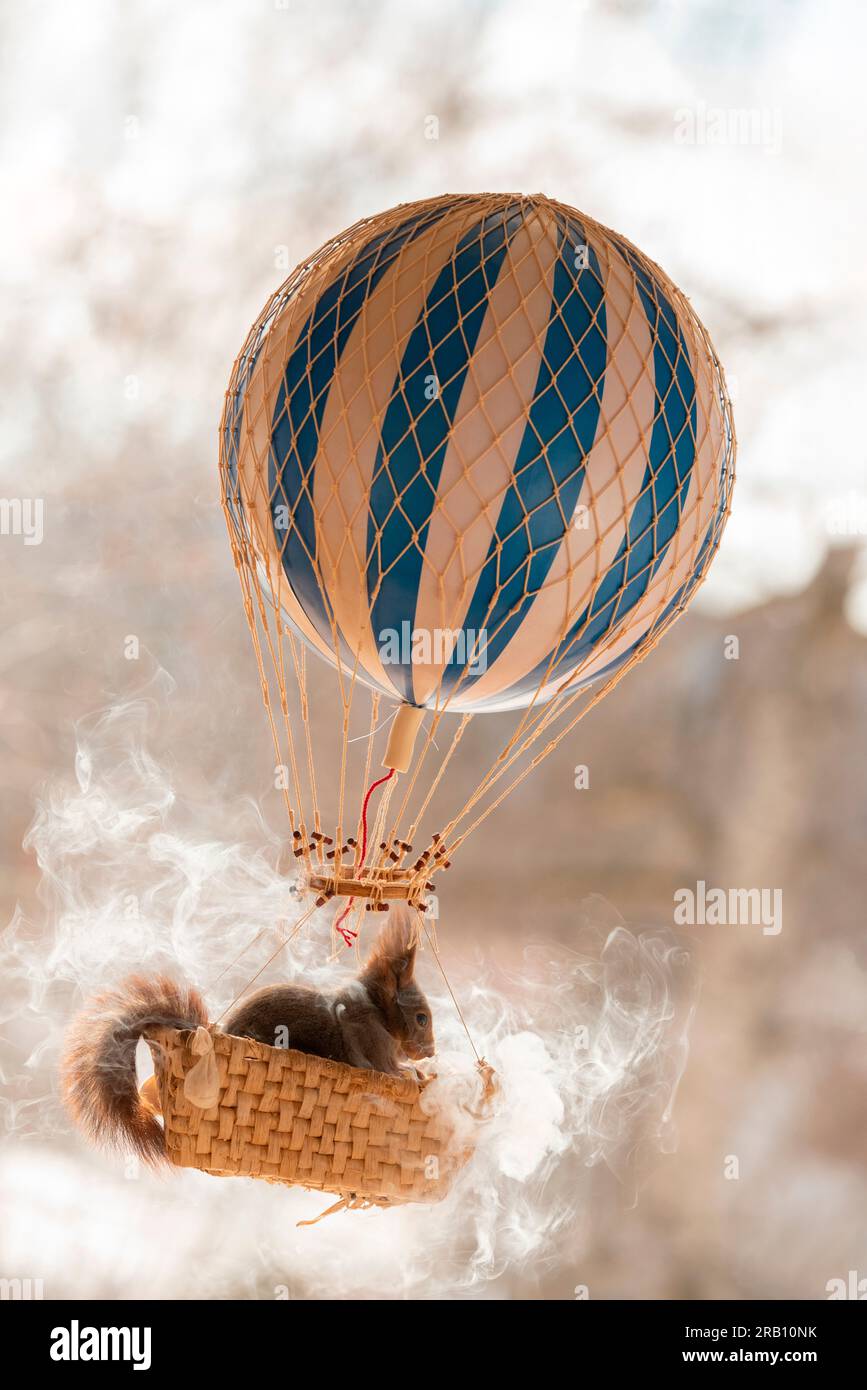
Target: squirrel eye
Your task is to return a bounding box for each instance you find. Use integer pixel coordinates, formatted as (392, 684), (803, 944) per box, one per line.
(416, 1012), (428, 1027)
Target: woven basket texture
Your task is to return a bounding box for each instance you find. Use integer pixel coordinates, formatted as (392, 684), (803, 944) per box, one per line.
(146, 1026), (465, 1205)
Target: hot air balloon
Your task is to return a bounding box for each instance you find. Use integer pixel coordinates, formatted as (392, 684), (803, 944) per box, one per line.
(220, 192), (734, 922)
(148, 191), (732, 1212)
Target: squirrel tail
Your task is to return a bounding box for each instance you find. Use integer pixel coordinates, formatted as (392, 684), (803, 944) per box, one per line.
(61, 975), (208, 1166)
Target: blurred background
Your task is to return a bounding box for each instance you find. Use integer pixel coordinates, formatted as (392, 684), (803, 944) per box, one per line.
(1, 0), (865, 1300)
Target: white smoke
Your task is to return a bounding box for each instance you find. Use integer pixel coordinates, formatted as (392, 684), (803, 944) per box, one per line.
(0, 670), (696, 1299)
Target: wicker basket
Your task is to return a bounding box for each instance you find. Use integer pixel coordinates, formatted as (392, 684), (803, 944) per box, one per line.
(145, 1026), (470, 1207)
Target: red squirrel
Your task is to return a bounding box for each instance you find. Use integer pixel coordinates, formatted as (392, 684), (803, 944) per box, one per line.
(61, 904), (435, 1166)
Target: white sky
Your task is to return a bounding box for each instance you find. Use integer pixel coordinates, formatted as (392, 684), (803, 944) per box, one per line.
(2, 0), (865, 623)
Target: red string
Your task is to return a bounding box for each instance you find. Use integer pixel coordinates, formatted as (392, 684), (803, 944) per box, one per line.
(333, 767), (395, 947)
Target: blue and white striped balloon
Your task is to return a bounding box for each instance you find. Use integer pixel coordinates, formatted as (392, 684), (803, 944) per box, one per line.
(223, 193), (734, 715)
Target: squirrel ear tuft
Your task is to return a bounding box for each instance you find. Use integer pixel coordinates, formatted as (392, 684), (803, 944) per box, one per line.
(363, 950), (397, 998)
(375, 958), (399, 997)
(362, 905), (419, 992)
(393, 944), (416, 988)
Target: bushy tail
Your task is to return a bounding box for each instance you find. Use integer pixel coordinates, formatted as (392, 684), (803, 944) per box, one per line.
(61, 975), (208, 1166)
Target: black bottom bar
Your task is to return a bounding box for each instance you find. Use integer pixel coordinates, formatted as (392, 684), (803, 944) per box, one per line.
(9, 1297), (864, 1375)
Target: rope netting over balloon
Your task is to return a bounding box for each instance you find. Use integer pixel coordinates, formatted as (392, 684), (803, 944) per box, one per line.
(219, 191), (735, 951)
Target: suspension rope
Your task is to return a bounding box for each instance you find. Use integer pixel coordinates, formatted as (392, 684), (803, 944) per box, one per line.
(411, 907), (483, 1066)
(214, 900), (319, 1024)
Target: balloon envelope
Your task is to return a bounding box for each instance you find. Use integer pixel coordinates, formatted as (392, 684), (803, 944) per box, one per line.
(223, 193), (733, 714)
